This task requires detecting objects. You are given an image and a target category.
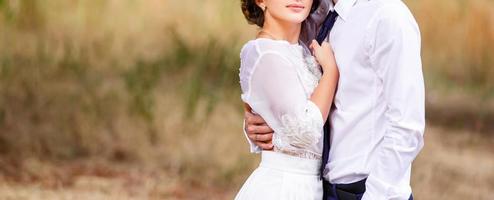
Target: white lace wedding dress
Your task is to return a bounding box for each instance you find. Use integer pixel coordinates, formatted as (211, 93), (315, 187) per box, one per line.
(235, 38), (324, 200)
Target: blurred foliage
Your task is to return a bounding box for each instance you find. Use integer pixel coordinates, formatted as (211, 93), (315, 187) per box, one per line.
(409, 0), (494, 93)
(0, 0), (246, 159)
(0, 0), (13, 22)
(0, 0), (492, 187)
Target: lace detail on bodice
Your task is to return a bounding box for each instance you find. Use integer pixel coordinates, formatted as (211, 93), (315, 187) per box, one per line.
(299, 55), (322, 97)
(274, 102), (323, 160)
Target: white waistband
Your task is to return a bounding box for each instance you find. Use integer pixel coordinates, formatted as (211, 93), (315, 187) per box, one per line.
(260, 151), (321, 176)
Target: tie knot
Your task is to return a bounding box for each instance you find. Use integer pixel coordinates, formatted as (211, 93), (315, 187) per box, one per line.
(316, 11), (339, 44)
(328, 10), (339, 20)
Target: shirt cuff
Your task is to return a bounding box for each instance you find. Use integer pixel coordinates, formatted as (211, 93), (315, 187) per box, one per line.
(361, 175), (389, 200)
(362, 175), (412, 200)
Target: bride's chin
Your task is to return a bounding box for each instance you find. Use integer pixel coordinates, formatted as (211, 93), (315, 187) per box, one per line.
(270, 13), (308, 25)
(277, 16), (306, 24)
(285, 15), (310, 24)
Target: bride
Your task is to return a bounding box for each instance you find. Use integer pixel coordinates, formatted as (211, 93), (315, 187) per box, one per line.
(235, 0), (339, 199)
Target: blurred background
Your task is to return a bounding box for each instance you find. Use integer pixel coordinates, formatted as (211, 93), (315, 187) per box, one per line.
(0, 0), (493, 199)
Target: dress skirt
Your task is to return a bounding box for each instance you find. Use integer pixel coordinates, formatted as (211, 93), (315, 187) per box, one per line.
(234, 151), (323, 200)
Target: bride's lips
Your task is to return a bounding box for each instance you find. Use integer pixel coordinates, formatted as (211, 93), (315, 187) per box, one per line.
(286, 4), (305, 12)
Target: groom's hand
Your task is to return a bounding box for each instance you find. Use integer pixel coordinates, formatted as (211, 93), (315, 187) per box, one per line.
(244, 104), (274, 150)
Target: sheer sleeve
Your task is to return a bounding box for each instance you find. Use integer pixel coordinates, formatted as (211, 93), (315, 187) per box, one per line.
(244, 52), (324, 153)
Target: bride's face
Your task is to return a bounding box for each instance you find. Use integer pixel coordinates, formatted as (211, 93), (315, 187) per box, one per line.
(258, 0), (313, 25)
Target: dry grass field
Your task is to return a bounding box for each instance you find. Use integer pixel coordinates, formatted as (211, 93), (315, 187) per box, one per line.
(0, 0), (493, 199)
(0, 104), (492, 199)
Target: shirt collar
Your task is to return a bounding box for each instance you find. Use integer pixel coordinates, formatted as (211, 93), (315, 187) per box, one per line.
(328, 0), (359, 21)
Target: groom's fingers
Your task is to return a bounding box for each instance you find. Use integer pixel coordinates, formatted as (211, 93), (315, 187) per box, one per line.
(257, 141), (274, 150)
(245, 112), (267, 125)
(254, 132), (273, 142)
(247, 125), (273, 134)
(247, 125), (273, 139)
(247, 127), (273, 141)
(246, 126), (274, 150)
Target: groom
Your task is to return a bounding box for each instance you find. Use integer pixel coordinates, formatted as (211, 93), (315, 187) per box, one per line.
(243, 0), (425, 199)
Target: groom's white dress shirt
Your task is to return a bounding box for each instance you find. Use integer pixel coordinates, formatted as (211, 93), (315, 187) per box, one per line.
(243, 0), (425, 199)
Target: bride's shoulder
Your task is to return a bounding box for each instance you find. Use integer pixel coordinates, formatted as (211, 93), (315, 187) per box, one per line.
(241, 38), (295, 60)
(239, 39), (293, 79)
(240, 40), (258, 60)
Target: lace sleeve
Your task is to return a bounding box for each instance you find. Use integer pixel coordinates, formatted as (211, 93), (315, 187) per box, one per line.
(245, 52), (324, 151)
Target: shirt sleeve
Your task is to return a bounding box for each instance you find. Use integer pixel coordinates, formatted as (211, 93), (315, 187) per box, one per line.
(244, 52), (324, 151)
(362, 5), (425, 200)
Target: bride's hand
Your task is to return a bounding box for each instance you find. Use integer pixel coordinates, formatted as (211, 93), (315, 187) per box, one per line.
(309, 40), (337, 73)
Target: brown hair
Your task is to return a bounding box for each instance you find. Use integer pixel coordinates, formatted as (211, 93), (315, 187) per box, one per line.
(241, 0), (321, 27)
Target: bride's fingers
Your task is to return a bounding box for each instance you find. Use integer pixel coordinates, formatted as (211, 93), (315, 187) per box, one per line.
(321, 41), (330, 48)
(311, 40), (320, 49)
(322, 42), (334, 53)
(309, 47), (315, 55)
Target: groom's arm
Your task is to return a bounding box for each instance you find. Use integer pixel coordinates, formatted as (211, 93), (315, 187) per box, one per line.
(363, 3), (425, 200)
(243, 103), (274, 153)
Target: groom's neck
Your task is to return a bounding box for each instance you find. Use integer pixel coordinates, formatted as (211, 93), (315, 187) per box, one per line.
(333, 0), (338, 4)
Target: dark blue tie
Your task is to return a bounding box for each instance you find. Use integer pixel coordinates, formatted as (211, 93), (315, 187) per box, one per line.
(318, 10), (338, 181)
(316, 11), (339, 45)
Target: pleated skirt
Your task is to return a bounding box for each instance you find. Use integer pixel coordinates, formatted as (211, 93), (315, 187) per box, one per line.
(234, 151), (323, 200)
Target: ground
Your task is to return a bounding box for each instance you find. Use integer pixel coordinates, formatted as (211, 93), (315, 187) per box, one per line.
(0, 125), (492, 200)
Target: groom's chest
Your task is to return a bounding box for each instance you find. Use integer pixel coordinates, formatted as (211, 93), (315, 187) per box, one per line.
(329, 3), (378, 68)
(328, 3), (381, 107)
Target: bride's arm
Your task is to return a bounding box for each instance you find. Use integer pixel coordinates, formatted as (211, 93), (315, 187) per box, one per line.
(310, 40), (339, 121)
(242, 41), (338, 151)
(244, 51), (337, 148)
